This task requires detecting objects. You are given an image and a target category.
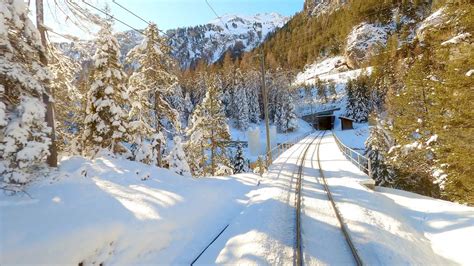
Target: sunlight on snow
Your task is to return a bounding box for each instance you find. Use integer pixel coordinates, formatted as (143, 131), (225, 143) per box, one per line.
(216, 230), (292, 265)
(93, 178), (162, 220)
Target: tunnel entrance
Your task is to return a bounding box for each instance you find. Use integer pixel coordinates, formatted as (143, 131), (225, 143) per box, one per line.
(313, 115), (335, 130)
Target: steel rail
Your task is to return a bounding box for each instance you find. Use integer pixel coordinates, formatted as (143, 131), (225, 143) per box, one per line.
(316, 132), (364, 266)
(294, 132), (322, 266)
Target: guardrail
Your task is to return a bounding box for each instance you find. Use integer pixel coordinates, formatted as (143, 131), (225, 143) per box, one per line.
(265, 130), (315, 167)
(332, 131), (372, 178)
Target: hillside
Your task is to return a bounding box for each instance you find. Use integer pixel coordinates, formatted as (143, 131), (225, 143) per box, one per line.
(252, 0), (432, 69)
(56, 13), (288, 69)
(260, 0), (473, 204)
(168, 13), (288, 68)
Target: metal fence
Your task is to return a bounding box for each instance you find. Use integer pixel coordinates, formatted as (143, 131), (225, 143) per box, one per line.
(265, 130), (315, 167)
(332, 131), (372, 177)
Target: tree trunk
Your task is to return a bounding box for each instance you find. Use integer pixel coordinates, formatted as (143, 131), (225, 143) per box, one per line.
(156, 141), (162, 167)
(210, 139), (215, 176)
(36, 0), (57, 167)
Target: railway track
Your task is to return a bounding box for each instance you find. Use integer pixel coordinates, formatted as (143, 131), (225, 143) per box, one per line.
(294, 131), (363, 266)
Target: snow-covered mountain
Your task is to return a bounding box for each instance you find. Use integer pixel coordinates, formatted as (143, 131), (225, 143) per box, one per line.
(56, 13), (288, 69)
(304, 0), (346, 16)
(167, 13), (289, 68)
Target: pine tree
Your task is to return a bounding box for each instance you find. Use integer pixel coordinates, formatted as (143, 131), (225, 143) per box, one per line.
(48, 45), (82, 153)
(233, 144), (248, 174)
(276, 89), (298, 132)
(126, 23), (180, 166)
(0, 0), (52, 184)
(82, 20), (130, 155)
(186, 76), (231, 176)
(365, 118), (395, 186)
(167, 136), (191, 176)
(346, 75), (370, 123)
(316, 78), (327, 103)
(183, 92), (194, 123)
(328, 82), (337, 103)
(246, 70), (261, 123)
(232, 69), (250, 130)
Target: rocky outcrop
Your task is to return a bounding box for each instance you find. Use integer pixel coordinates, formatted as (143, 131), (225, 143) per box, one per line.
(304, 0), (346, 16)
(344, 23), (390, 69)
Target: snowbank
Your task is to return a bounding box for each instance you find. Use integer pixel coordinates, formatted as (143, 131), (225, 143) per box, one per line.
(377, 187), (474, 265)
(0, 156), (260, 265)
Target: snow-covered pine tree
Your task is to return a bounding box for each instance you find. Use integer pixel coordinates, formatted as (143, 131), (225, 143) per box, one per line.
(245, 70), (261, 123)
(183, 92), (194, 123)
(185, 103), (207, 175)
(166, 85), (186, 124)
(82, 20), (130, 155)
(232, 69), (250, 130)
(345, 75), (370, 122)
(315, 78), (327, 103)
(328, 82), (337, 103)
(276, 89), (298, 132)
(0, 0), (52, 184)
(48, 44), (82, 153)
(365, 118), (395, 186)
(126, 23), (180, 166)
(233, 144), (248, 174)
(167, 136), (191, 176)
(186, 76), (231, 176)
(345, 79), (355, 118)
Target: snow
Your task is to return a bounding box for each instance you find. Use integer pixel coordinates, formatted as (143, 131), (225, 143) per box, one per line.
(194, 133), (474, 264)
(294, 56), (372, 86)
(416, 8), (446, 40)
(377, 187), (474, 265)
(346, 22), (390, 54)
(294, 56), (346, 85)
(441, 32), (471, 46)
(333, 123), (370, 150)
(0, 156), (260, 264)
(2, 133), (473, 264)
(209, 13), (288, 37)
(229, 119), (314, 161)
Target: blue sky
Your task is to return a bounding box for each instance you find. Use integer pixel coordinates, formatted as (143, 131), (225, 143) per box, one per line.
(39, 0), (304, 40)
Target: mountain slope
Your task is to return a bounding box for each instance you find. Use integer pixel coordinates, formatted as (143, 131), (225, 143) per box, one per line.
(56, 13), (288, 69)
(167, 13), (288, 68)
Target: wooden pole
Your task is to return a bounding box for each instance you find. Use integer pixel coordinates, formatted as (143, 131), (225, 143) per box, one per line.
(261, 52), (272, 164)
(36, 0), (58, 167)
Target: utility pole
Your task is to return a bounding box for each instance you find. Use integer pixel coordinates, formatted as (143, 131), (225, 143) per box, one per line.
(36, 0), (58, 167)
(260, 52), (272, 164)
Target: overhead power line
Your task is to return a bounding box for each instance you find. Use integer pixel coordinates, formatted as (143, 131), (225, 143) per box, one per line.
(81, 0), (143, 35)
(112, 0), (173, 38)
(112, 0), (150, 25)
(81, 0), (178, 54)
(205, 0), (228, 32)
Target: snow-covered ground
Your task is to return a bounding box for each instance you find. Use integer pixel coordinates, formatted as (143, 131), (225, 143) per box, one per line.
(2, 132), (473, 265)
(0, 156), (260, 265)
(196, 132), (474, 265)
